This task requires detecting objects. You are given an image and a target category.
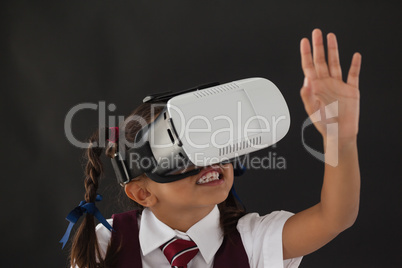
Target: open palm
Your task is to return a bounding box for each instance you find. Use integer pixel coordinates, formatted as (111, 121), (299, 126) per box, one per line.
(300, 29), (362, 141)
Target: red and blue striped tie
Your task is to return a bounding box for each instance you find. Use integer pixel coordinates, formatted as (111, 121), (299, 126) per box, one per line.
(160, 238), (199, 268)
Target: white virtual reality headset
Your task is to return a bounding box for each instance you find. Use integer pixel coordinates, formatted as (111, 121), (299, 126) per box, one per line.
(111, 77), (290, 185)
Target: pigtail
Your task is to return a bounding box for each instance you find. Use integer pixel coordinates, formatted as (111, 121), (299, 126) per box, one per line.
(70, 130), (105, 268)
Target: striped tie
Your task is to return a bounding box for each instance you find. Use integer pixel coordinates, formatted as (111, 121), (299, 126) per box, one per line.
(160, 238), (199, 268)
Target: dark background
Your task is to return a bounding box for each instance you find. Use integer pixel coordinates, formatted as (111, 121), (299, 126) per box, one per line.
(2, 1), (401, 267)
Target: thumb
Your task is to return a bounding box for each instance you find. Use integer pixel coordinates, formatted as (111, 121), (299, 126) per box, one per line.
(300, 77), (317, 116)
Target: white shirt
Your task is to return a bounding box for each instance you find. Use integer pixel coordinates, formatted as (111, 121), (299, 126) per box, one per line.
(96, 206), (303, 268)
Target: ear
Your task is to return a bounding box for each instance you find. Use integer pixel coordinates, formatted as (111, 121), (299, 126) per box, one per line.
(125, 180), (157, 207)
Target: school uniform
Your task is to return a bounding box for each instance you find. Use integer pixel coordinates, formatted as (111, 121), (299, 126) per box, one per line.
(96, 205), (303, 267)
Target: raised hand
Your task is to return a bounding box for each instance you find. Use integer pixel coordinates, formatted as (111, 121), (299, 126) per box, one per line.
(283, 29), (361, 260)
(300, 29), (362, 142)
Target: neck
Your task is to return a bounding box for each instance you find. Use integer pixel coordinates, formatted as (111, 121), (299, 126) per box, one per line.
(150, 204), (215, 232)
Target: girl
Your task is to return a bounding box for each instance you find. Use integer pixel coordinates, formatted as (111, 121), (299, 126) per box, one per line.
(65, 29), (361, 268)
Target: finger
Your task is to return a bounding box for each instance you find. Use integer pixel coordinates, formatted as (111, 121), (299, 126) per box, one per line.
(347, 52), (362, 88)
(327, 33), (343, 80)
(300, 38), (317, 79)
(312, 29), (330, 78)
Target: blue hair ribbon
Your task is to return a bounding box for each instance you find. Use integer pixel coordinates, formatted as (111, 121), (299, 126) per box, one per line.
(59, 194), (114, 249)
(232, 161), (247, 210)
(231, 185), (246, 211)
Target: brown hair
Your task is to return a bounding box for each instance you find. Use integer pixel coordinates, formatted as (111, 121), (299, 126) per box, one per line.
(69, 102), (246, 268)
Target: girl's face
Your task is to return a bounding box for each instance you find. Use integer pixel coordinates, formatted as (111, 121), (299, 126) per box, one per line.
(146, 163), (234, 211)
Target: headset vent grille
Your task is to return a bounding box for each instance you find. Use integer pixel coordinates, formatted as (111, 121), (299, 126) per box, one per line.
(219, 136), (262, 156)
(193, 83), (239, 98)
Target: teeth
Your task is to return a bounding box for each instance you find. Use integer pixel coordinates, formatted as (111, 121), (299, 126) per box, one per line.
(196, 171), (220, 184)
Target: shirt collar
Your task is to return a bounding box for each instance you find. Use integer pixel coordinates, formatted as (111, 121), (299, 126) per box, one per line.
(139, 205), (223, 265)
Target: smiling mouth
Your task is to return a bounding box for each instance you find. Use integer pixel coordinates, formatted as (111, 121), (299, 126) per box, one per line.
(196, 170), (223, 185)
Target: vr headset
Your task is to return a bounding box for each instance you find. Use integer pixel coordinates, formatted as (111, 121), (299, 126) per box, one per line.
(111, 77), (290, 185)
